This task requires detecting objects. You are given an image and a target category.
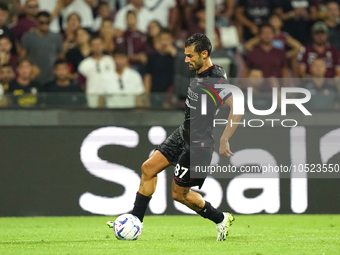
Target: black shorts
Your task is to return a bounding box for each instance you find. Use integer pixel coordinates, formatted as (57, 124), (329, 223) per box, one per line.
(156, 125), (214, 189)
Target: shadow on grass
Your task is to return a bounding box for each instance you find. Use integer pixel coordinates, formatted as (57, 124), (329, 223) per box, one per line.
(0, 239), (110, 245)
(141, 235), (244, 242)
(0, 235), (244, 245)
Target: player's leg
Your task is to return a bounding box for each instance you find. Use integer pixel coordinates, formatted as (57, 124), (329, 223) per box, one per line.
(171, 180), (223, 221)
(132, 125), (184, 222)
(171, 180), (234, 241)
(139, 150), (171, 196)
(131, 150), (171, 222)
(172, 146), (235, 241)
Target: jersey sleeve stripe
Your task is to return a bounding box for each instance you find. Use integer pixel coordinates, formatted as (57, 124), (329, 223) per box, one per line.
(199, 82), (223, 105)
(199, 88), (217, 106)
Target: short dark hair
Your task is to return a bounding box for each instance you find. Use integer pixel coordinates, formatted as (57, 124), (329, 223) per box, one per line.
(0, 3), (9, 12)
(159, 28), (172, 37)
(1, 63), (12, 69)
(36, 11), (51, 19)
(259, 23), (275, 34)
(98, 1), (109, 7)
(113, 47), (127, 56)
(90, 35), (103, 43)
(185, 33), (212, 56)
(54, 59), (68, 68)
(17, 57), (33, 67)
(269, 13), (281, 21)
(102, 18), (112, 24)
(67, 12), (81, 23)
(148, 20), (162, 30)
(0, 36), (11, 42)
(126, 10), (136, 18)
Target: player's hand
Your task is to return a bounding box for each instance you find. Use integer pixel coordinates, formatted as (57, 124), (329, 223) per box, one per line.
(219, 140), (234, 158)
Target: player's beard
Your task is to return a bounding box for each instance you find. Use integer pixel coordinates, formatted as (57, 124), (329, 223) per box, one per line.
(190, 57), (203, 71)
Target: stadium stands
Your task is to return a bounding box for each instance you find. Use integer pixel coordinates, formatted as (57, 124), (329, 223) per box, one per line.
(0, 0), (338, 110)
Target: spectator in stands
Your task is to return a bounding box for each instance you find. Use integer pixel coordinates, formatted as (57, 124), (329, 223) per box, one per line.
(92, 2), (112, 32)
(0, 36), (17, 70)
(325, 0), (340, 9)
(78, 36), (117, 108)
(302, 58), (338, 109)
(299, 21), (340, 78)
(245, 14), (302, 77)
(188, 7), (221, 47)
(245, 68), (280, 108)
(61, 0), (94, 32)
(172, 0), (190, 39)
(63, 13), (82, 53)
(11, 0), (39, 41)
(143, 0), (177, 31)
(210, 33), (237, 78)
(0, 3), (16, 54)
(144, 29), (176, 106)
(246, 69), (264, 93)
(44, 59), (84, 106)
(8, 58), (41, 107)
(13, 0), (64, 33)
(302, 58), (337, 93)
(145, 20), (162, 53)
(97, 19), (116, 55)
(111, 48), (145, 108)
(66, 28), (91, 73)
(324, 1), (340, 51)
(44, 59), (82, 92)
(215, 0), (235, 26)
(47, 0), (64, 33)
(173, 41), (195, 109)
(309, 0), (327, 20)
(114, 0), (153, 37)
(116, 11), (147, 74)
(243, 24), (289, 84)
(0, 35), (40, 79)
(235, 0), (277, 41)
(21, 11), (63, 85)
(1, 0), (17, 23)
(275, 0), (313, 45)
(0, 64), (14, 93)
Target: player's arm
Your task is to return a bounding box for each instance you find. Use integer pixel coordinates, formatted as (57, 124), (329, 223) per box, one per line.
(219, 95), (243, 158)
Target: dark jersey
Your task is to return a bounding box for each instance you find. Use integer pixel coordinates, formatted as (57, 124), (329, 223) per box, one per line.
(182, 65), (231, 147)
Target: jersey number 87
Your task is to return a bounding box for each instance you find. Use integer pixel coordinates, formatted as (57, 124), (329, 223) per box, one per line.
(174, 164), (189, 179)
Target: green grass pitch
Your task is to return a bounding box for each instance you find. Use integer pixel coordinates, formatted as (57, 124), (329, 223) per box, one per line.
(0, 215), (339, 255)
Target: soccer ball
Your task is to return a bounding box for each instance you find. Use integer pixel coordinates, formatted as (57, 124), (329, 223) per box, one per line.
(113, 214), (142, 241)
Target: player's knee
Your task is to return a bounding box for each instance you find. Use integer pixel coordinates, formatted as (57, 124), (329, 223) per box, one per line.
(141, 161), (154, 180)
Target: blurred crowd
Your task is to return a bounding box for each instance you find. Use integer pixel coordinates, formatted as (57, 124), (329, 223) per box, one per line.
(0, 0), (339, 109)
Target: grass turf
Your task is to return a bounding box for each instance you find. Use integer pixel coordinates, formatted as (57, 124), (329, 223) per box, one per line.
(0, 215), (339, 255)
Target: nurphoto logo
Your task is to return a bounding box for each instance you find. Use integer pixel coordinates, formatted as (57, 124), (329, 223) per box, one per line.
(200, 83), (312, 128)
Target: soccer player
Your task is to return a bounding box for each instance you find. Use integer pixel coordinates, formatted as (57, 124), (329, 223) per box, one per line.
(109, 33), (243, 241)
